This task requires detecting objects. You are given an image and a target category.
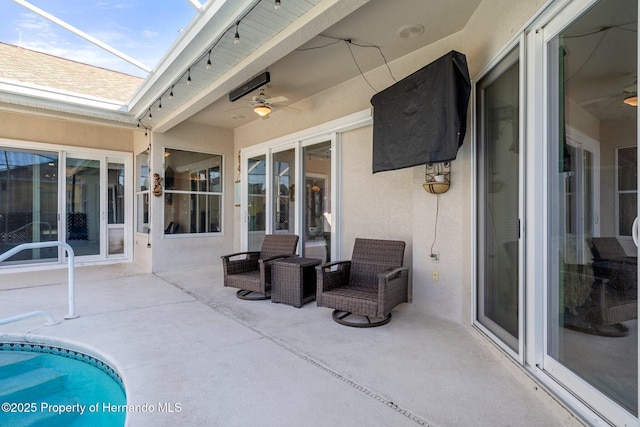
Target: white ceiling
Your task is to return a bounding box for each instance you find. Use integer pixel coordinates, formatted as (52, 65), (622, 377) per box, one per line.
(563, 0), (637, 121)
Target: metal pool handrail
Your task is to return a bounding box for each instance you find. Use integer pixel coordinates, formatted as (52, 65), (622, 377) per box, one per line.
(0, 241), (79, 325)
(0, 310), (60, 326)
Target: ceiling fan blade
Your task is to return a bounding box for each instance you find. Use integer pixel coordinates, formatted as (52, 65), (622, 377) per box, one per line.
(579, 94), (619, 106)
(603, 95), (625, 109)
(266, 96), (288, 104)
(224, 104), (252, 112)
(273, 104), (301, 113)
(624, 82), (637, 93)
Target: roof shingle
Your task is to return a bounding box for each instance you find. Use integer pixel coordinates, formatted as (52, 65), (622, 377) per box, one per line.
(0, 42), (144, 103)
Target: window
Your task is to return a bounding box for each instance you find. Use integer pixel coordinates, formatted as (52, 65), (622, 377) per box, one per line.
(616, 146), (637, 238)
(163, 148), (222, 235)
(135, 150), (150, 234)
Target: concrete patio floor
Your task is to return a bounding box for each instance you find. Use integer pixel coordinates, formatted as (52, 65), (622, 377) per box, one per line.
(0, 263), (583, 426)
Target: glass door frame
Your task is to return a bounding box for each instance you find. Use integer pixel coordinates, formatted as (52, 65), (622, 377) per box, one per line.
(61, 150), (132, 263)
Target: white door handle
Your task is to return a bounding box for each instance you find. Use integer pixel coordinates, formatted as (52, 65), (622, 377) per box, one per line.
(633, 217), (639, 247)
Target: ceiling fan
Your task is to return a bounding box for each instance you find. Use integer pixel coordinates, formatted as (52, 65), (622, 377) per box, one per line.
(226, 87), (300, 118)
(580, 74), (637, 108)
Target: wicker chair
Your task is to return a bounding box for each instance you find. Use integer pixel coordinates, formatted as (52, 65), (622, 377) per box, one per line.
(221, 234), (299, 300)
(316, 238), (409, 327)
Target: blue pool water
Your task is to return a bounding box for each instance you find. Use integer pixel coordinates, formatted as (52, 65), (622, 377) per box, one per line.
(0, 342), (126, 426)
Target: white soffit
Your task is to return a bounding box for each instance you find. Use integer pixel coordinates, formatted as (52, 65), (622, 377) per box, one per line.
(133, 0), (350, 132)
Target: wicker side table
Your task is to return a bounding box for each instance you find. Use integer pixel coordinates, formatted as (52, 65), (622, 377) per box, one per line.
(271, 257), (322, 308)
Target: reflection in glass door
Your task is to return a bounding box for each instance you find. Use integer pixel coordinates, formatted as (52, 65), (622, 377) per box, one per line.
(547, 0), (637, 419)
(66, 157), (101, 257)
(247, 155), (266, 251)
(476, 47), (520, 353)
(108, 162), (125, 256)
(303, 141), (332, 263)
(0, 149), (59, 263)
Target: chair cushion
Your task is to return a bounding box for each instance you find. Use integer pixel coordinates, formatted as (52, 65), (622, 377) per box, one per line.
(224, 270), (263, 293)
(321, 285), (378, 317)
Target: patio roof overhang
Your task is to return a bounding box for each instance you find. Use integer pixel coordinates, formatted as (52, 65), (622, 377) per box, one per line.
(0, 0), (371, 132)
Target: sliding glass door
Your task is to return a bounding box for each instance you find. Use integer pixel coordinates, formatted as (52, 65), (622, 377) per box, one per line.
(0, 144), (131, 266)
(544, 0), (637, 422)
(476, 47), (521, 354)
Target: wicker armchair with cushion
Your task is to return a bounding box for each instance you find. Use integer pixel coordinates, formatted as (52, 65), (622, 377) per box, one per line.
(316, 238), (409, 327)
(221, 234), (299, 300)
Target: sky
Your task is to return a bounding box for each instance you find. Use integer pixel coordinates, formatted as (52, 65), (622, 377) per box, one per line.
(1, 0), (203, 77)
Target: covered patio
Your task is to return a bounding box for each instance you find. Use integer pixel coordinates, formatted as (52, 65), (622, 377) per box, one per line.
(0, 263), (579, 426)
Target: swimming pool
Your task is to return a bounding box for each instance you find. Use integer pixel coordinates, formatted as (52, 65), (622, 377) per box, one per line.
(0, 342), (126, 426)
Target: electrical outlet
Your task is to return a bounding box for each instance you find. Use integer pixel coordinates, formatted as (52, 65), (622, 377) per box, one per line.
(432, 268), (439, 281)
(430, 252), (439, 263)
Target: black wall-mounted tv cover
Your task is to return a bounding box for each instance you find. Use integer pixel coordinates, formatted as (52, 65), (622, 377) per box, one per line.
(371, 50), (471, 173)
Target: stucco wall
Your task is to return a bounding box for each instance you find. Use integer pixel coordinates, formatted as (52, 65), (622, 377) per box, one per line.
(0, 110), (134, 152)
(150, 121), (234, 272)
(232, 0), (547, 324)
(340, 125), (414, 261)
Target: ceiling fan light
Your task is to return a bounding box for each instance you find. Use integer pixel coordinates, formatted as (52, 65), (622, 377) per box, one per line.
(623, 95), (638, 107)
(254, 105), (271, 116)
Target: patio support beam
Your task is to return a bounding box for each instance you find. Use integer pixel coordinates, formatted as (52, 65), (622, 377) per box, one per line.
(186, 0), (204, 13)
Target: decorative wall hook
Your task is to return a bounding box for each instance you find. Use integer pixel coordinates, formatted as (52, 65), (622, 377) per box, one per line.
(153, 173), (163, 197)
